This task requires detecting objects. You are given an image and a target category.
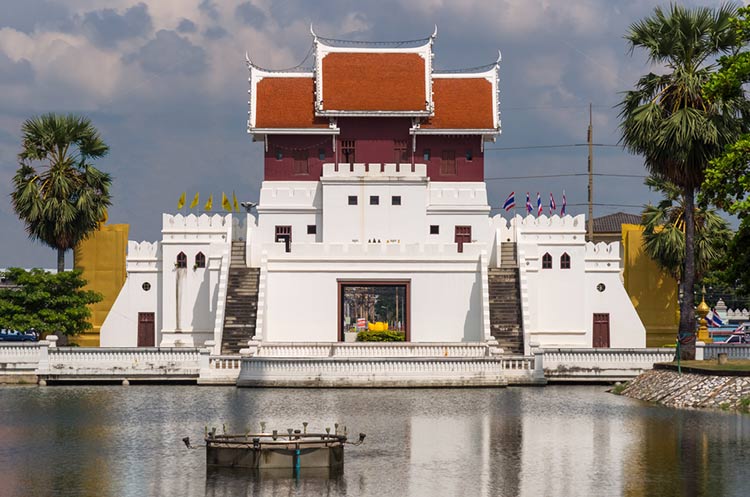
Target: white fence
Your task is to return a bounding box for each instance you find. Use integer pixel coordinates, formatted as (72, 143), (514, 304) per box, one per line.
(699, 343), (750, 360)
(542, 348), (675, 381)
(254, 342), (494, 358)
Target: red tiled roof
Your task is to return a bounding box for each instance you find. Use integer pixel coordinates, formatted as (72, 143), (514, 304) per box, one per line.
(421, 78), (495, 129)
(321, 53), (426, 112)
(255, 77), (329, 129)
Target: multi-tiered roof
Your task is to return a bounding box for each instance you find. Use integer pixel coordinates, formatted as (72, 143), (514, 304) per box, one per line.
(247, 27), (501, 139)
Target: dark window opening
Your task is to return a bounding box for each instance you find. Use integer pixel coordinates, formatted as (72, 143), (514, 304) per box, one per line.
(275, 147), (283, 160)
(275, 225), (292, 253)
(392, 196), (401, 206)
(542, 253), (552, 269)
(370, 195), (379, 205)
(430, 225), (439, 235)
(176, 252), (187, 268)
(423, 149), (431, 161)
(561, 252), (571, 269)
(348, 195), (358, 206)
(394, 139), (408, 163)
(307, 224), (317, 235)
(341, 140), (356, 165)
(194, 252), (206, 268)
(441, 150), (456, 175)
(293, 150), (309, 175)
(318, 148), (326, 161)
(465, 149), (473, 161)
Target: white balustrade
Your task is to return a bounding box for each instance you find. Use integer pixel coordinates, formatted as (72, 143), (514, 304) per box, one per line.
(702, 344), (750, 360)
(42, 347), (201, 377)
(0, 342), (42, 374)
(542, 348), (675, 381)
(255, 342), (492, 358)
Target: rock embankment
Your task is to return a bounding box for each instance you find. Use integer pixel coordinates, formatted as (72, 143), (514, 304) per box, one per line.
(621, 369), (750, 411)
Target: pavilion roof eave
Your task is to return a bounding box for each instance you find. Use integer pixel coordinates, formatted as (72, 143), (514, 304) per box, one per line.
(410, 128), (501, 136)
(248, 127), (340, 136)
(317, 109), (432, 117)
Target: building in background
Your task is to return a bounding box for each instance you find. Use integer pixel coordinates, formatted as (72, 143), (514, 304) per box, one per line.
(100, 30), (646, 354)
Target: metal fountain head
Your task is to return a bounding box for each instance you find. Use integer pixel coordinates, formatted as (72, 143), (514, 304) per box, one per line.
(182, 437), (191, 449)
(260, 421), (266, 433)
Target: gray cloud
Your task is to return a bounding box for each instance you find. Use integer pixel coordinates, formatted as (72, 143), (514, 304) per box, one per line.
(0, 53), (34, 85)
(204, 26), (228, 40)
(0, 0), (69, 33)
(199, 0), (220, 21)
(124, 30), (207, 75)
(236, 2), (266, 28)
(81, 2), (152, 47)
(177, 18), (197, 33)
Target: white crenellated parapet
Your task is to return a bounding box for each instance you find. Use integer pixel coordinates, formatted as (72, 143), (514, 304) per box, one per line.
(428, 183), (489, 206)
(127, 240), (159, 259)
(702, 343), (750, 360)
(584, 241), (620, 272)
(126, 241), (160, 272)
(513, 213), (586, 233)
(726, 308), (749, 320)
(162, 213), (232, 237)
(322, 162), (427, 179)
(258, 182), (320, 208)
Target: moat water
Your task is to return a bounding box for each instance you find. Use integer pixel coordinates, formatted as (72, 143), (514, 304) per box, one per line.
(1, 385), (748, 497)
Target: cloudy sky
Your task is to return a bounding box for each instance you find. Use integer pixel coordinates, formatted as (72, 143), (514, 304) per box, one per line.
(0, 0), (725, 268)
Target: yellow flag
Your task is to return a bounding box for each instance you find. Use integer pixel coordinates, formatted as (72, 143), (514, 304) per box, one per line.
(232, 191), (239, 212)
(177, 192), (186, 209)
(204, 194), (213, 211)
(222, 192), (232, 212)
(189, 192), (200, 209)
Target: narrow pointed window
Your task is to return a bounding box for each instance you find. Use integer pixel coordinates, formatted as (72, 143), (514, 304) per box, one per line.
(542, 253), (552, 269)
(195, 252), (206, 268)
(176, 252), (187, 268)
(561, 252), (571, 269)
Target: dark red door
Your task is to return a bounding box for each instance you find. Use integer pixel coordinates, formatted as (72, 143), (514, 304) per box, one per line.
(593, 313), (610, 348)
(455, 226), (471, 253)
(137, 312), (155, 347)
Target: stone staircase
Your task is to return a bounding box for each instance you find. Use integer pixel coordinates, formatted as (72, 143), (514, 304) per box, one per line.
(221, 241), (260, 355)
(488, 243), (524, 354)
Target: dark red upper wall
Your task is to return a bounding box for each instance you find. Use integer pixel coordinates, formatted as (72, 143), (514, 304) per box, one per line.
(263, 118), (484, 181)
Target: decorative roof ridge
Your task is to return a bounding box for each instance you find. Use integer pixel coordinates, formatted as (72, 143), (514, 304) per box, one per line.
(310, 23), (437, 49)
(245, 46), (314, 74)
(434, 51), (502, 75)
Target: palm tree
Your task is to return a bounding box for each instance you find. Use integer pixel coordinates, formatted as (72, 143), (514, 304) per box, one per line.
(641, 176), (730, 283)
(619, 3), (750, 357)
(11, 113), (112, 273)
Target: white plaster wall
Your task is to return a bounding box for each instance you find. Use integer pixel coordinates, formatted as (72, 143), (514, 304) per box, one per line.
(321, 180), (428, 244)
(262, 260), (483, 343)
(159, 214), (231, 347)
(100, 243), (160, 347)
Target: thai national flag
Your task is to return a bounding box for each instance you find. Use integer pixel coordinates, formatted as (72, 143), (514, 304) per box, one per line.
(526, 192), (532, 214)
(561, 190), (567, 216)
(549, 193), (556, 215)
(710, 308), (725, 326)
(536, 192), (542, 216)
(503, 191), (515, 211)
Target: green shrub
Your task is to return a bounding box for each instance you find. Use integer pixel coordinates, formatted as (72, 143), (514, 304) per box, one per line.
(611, 382), (628, 395)
(740, 397), (750, 413)
(356, 330), (406, 342)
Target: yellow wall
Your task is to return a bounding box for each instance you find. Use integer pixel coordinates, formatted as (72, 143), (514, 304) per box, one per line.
(72, 224), (129, 347)
(622, 224), (679, 347)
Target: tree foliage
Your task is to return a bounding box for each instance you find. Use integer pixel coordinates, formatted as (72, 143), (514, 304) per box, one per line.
(11, 113), (112, 273)
(703, 7), (750, 216)
(642, 176), (731, 282)
(0, 268), (102, 336)
(619, 3), (749, 356)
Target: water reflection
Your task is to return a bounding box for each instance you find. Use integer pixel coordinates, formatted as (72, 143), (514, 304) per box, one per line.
(0, 385), (748, 497)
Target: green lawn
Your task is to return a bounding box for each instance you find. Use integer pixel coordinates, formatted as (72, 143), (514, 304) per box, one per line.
(664, 360), (750, 372)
